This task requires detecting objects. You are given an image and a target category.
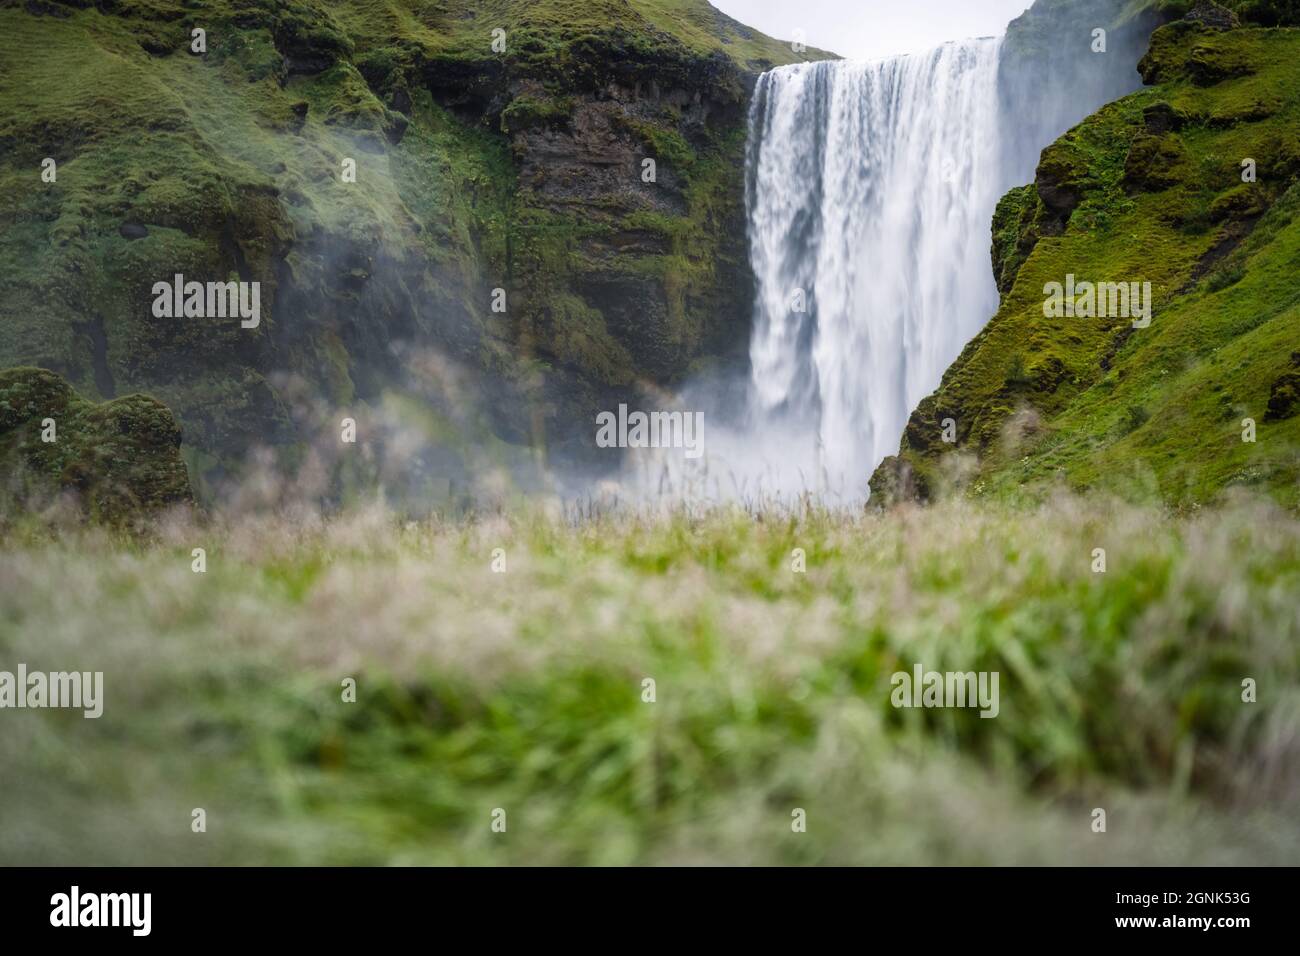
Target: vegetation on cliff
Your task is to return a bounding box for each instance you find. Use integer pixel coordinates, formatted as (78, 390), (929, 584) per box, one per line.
(874, 9), (1300, 509)
(0, 367), (192, 522)
(0, 0), (831, 502)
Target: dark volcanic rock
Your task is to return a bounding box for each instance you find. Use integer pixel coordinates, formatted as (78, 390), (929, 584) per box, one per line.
(1036, 143), (1087, 219)
(1143, 102), (1188, 134)
(1185, 1), (1240, 30)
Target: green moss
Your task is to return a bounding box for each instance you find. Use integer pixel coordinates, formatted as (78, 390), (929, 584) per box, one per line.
(1124, 131), (1188, 190)
(1, 0), (835, 500)
(500, 93), (573, 133)
(1265, 351), (1300, 419)
(624, 117), (695, 173)
(877, 23), (1300, 509)
(991, 184), (1046, 294)
(1209, 181), (1268, 219)
(321, 0), (834, 72)
(0, 367), (193, 522)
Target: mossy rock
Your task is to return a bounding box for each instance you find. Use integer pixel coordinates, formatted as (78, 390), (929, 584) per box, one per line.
(991, 184), (1047, 294)
(866, 454), (929, 507)
(1143, 101), (1191, 133)
(1187, 39), (1258, 84)
(1265, 351), (1300, 420)
(1123, 131), (1189, 191)
(1139, 21), (1207, 83)
(1036, 141), (1090, 219)
(1184, 1), (1243, 30)
(0, 364), (76, 430)
(1209, 182), (1268, 221)
(0, 367), (193, 521)
(1255, 129), (1300, 180)
(500, 93), (573, 134)
(1137, 14), (1258, 85)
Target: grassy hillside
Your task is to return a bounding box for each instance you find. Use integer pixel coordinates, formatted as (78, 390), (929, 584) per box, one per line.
(2, 495), (1296, 864)
(324, 0), (829, 70)
(0, 0), (831, 501)
(874, 12), (1300, 509)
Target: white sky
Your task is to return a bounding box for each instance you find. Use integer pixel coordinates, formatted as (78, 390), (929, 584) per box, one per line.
(711, 0), (1035, 61)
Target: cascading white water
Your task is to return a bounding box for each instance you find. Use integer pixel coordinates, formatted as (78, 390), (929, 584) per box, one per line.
(744, 39), (1007, 499)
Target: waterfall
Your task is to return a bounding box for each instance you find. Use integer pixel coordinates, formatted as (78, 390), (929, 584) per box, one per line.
(617, 29), (1143, 507)
(743, 39), (1007, 499)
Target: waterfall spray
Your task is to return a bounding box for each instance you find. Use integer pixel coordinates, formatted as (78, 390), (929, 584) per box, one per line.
(617, 29), (1142, 507)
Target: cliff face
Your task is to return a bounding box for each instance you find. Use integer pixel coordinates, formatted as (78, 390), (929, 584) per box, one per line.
(0, 0), (831, 500)
(997, 0), (1169, 184)
(872, 4), (1300, 508)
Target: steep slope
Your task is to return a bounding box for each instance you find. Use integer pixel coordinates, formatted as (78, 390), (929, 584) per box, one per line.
(0, 0), (831, 499)
(872, 9), (1300, 509)
(997, 0), (1170, 184)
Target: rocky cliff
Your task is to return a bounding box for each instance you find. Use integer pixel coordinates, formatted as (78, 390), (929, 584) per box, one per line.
(0, 0), (831, 506)
(997, 0), (1169, 184)
(872, 1), (1300, 508)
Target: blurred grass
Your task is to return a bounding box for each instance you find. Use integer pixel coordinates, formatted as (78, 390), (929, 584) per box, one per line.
(1, 493), (1298, 864)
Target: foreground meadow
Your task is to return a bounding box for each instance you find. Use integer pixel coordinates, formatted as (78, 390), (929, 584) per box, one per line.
(1, 494), (1298, 865)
